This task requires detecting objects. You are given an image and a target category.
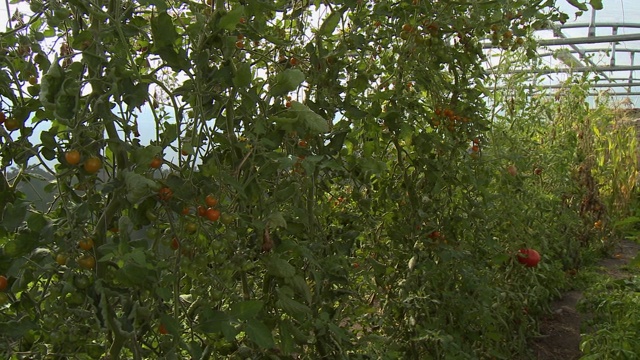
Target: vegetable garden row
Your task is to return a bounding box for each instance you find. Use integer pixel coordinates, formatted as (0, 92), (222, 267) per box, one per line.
(0, 0), (637, 358)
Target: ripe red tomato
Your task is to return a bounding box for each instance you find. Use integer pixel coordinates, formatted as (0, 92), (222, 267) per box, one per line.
(0, 275), (7, 291)
(197, 205), (206, 217)
(205, 195), (218, 207)
(65, 150), (81, 165)
(150, 157), (163, 169)
(206, 208), (221, 222)
(517, 248), (541, 268)
(289, 57), (299, 66)
(158, 187), (173, 201)
(170, 237), (180, 250)
(158, 323), (168, 335)
(83, 157), (102, 174)
(298, 139), (308, 148)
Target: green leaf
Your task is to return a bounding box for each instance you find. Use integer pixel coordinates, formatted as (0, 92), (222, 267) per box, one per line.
(229, 300), (263, 320)
(288, 102), (329, 134)
(151, 12), (179, 49)
(264, 255), (296, 278)
(267, 212), (287, 229)
(318, 11), (341, 36)
(276, 288), (311, 317)
(245, 319), (275, 349)
(196, 309), (230, 333)
(567, 0), (588, 11)
(589, 0), (602, 10)
(26, 212), (48, 233)
(269, 69), (305, 96)
(219, 6), (245, 31)
(233, 62), (252, 88)
(2, 201), (28, 231)
(0, 318), (36, 338)
(124, 171), (160, 204)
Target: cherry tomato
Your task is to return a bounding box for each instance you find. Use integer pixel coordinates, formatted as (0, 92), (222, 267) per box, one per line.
(4, 117), (20, 131)
(77, 255), (96, 270)
(206, 208), (221, 222)
(205, 195), (218, 207)
(78, 238), (94, 251)
(0, 275), (7, 291)
(83, 157), (102, 174)
(150, 157), (163, 169)
(197, 206), (206, 217)
(158, 187), (173, 201)
(65, 150), (81, 165)
(185, 222), (197, 234)
(170, 237), (180, 250)
(56, 253), (68, 266)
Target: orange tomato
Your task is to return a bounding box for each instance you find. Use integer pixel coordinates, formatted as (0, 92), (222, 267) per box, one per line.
(77, 255), (96, 270)
(205, 195), (218, 207)
(83, 157), (102, 174)
(158, 187), (173, 201)
(206, 208), (221, 222)
(197, 205), (206, 217)
(4, 117), (20, 131)
(65, 150), (81, 165)
(150, 157), (163, 169)
(78, 238), (94, 251)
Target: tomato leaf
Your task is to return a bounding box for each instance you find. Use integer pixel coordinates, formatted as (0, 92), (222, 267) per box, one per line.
(276, 287), (311, 317)
(589, 0), (602, 10)
(264, 255), (296, 278)
(267, 211), (287, 229)
(218, 6), (245, 31)
(245, 319), (275, 349)
(151, 12), (178, 49)
(229, 300), (263, 320)
(566, 0), (588, 11)
(269, 69), (305, 97)
(195, 309), (234, 334)
(2, 201), (28, 232)
(318, 10), (341, 36)
(124, 171), (159, 204)
(233, 62), (252, 88)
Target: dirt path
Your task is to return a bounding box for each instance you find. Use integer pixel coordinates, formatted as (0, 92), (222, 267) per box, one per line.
(530, 239), (640, 360)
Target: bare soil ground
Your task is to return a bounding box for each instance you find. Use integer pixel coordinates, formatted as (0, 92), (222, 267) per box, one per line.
(530, 240), (640, 360)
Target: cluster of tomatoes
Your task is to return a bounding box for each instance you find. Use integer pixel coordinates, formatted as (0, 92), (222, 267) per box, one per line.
(64, 149), (102, 174)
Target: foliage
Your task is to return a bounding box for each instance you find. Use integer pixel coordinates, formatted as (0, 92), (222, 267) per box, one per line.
(0, 0), (634, 359)
(578, 272), (640, 359)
